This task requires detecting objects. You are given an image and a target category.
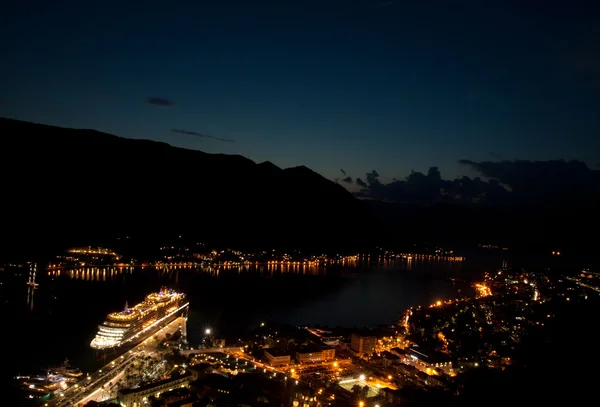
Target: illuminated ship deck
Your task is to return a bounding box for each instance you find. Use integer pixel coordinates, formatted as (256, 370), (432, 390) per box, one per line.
(91, 287), (188, 349)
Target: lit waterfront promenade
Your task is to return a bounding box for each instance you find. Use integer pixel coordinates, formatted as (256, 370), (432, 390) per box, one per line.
(51, 317), (187, 407)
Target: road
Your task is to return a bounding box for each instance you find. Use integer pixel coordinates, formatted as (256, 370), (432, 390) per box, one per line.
(282, 358), (352, 373)
(217, 349), (354, 383)
(180, 346), (242, 356)
(51, 317), (186, 407)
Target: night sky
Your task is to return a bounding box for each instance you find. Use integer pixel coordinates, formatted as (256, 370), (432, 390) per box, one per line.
(2, 0), (599, 184)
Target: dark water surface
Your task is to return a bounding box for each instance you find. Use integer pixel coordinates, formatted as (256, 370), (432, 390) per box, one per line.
(3, 256), (491, 394)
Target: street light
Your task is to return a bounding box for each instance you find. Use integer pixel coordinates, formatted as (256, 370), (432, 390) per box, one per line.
(205, 328), (211, 334)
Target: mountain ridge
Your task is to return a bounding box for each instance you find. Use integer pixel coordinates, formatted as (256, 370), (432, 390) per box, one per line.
(1, 118), (598, 261)
(0, 118), (375, 261)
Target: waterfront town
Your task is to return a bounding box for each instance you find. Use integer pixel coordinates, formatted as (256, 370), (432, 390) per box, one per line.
(6, 246), (599, 407)
(4, 1), (600, 404)
(41, 244), (464, 272)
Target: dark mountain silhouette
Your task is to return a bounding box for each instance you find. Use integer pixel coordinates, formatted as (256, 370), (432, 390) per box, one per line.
(367, 198), (599, 257)
(1, 118), (598, 261)
(0, 118), (375, 261)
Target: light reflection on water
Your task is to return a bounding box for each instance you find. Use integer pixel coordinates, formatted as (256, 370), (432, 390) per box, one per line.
(44, 255), (465, 282)
(47, 262), (332, 281)
(8, 255), (479, 386)
(34, 258), (470, 329)
(32, 257), (470, 330)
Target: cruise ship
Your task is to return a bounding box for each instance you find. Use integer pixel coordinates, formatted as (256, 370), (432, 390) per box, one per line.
(90, 287), (189, 349)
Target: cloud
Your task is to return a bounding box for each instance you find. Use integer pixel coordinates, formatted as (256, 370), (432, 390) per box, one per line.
(353, 160), (600, 206)
(366, 170), (381, 187)
(458, 159), (600, 203)
(145, 97), (175, 107)
(334, 170), (353, 185)
(172, 129), (235, 143)
(488, 152), (502, 159)
(356, 178), (368, 188)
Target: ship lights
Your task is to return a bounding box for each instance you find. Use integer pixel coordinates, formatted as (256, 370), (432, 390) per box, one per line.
(91, 289), (187, 349)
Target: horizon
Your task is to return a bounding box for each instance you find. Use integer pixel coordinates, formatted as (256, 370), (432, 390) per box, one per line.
(3, 116), (598, 207)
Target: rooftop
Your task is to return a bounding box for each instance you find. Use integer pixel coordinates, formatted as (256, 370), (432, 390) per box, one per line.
(167, 398), (196, 407)
(160, 387), (191, 399)
(296, 344), (327, 354)
(381, 351), (400, 359)
(192, 373), (232, 390)
(406, 346), (451, 363)
(351, 331), (377, 339)
(264, 348), (290, 357)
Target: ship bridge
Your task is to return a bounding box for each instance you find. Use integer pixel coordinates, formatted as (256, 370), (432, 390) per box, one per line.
(146, 287), (177, 303)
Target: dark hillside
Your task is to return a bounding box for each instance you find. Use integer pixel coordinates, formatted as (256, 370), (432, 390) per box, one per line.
(0, 118), (375, 260)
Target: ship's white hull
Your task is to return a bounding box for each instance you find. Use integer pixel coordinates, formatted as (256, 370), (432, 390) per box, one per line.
(91, 300), (188, 350)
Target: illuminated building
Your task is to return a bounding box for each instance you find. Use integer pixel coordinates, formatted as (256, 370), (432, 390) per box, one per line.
(351, 333), (377, 355)
(406, 346), (453, 373)
(90, 287), (189, 349)
(296, 345), (335, 363)
(264, 348), (291, 366)
(117, 371), (197, 407)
